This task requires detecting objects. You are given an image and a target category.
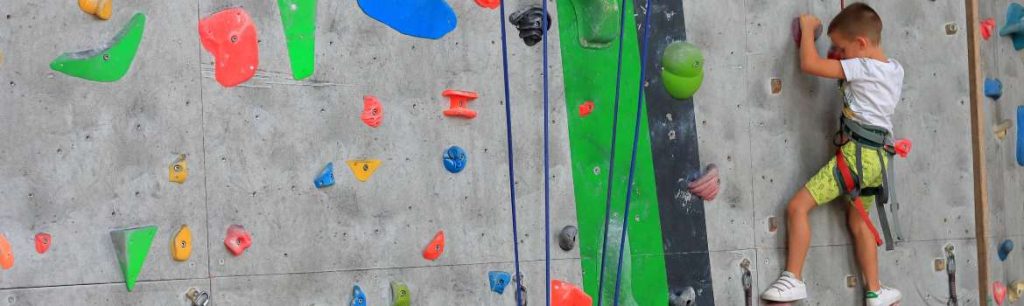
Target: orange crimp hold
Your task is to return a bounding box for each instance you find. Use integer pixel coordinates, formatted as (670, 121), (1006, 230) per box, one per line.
(35, 233), (52, 254)
(79, 0), (113, 20)
(361, 95), (383, 128)
(422, 230), (445, 261)
(891, 138), (912, 158)
(552, 280), (592, 306)
(578, 101), (594, 118)
(0, 233), (13, 270)
(475, 0), (500, 9)
(442, 90), (478, 119)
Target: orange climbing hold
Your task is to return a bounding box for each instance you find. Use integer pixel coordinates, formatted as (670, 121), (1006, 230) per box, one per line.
(35, 233), (52, 254)
(422, 230), (445, 261)
(551, 280), (592, 306)
(361, 96), (383, 128)
(224, 224), (252, 256)
(442, 90), (478, 119)
(79, 0), (113, 20)
(199, 8), (260, 87)
(0, 233), (12, 270)
(172, 225), (192, 261)
(578, 101), (594, 118)
(475, 0), (500, 9)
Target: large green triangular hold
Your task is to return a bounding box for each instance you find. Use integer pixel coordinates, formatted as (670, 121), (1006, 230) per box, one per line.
(277, 0), (317, 80)
(110, 225), (157, 292)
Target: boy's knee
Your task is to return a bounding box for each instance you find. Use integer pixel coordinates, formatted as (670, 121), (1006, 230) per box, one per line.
(786, 200), (811, 218)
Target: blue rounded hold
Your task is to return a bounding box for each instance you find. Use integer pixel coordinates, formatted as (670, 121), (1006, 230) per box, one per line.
(1000, 239), (1014, 261)
(443, 146), (467, 173)
(351, 284), (367, 306)
(488, 271), (511, 294)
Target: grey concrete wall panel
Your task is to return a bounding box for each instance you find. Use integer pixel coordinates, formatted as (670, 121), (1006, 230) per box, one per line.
(0, 280), (209, 306)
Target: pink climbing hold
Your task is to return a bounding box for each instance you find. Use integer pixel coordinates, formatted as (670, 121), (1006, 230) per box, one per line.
(35, 232), (52, 254)
(996, 281), (1008, 305)
(224, 224), (252, 256)
(361, 95), (383, 128)
(551, 280), (592, 306)
(892, 138), (912, 158)
(475, 0), (500, 9)
(688, 164), (720, 201)
(982, 18), (996, 40)
(578, 101), (594, 118)
(199, 8), (260, 87)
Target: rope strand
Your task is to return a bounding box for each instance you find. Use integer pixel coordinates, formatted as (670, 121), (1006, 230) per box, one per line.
(497, 1), (524, 304)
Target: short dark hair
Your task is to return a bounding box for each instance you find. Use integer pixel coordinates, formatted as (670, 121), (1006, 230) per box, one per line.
(827, 2), (882, 44)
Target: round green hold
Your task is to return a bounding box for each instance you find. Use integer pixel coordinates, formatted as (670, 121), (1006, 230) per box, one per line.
(660, 41), (704, 100)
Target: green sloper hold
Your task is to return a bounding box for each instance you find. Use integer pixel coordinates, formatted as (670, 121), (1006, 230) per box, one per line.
(50, 13), (146, 82)
(390, 281), (410, 306)
(110, 225), (157, 292)
(568, 0), (619, 49)
(660, 41), (704, 100)
(278, 0), (317, 80)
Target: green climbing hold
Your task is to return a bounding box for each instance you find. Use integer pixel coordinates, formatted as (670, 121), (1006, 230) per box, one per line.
(277, 0), (317, 80)
(50, 13), (146, 82)
(390, 281), (411, 306)
(660, 41), (704, 100)
(568, 0), (619, 49)
(110, 225), (157, 292)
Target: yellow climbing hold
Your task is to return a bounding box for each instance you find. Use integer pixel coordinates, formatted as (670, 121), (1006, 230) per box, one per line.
(171, 225), (192, 262)
(79, 0), (113, 20)
(995, 120), (1013, 140)
(346, 160), (381, 182)
(169, 154), (188, 184)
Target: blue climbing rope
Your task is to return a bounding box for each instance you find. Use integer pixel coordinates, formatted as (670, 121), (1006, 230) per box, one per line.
(595, 0), (632, 303)
(497, 1), (524, 305)
(542, 0), (552, 304)
(613, 0), (655, 304)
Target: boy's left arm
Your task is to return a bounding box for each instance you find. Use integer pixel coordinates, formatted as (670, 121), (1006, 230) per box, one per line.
(799, 14), (845, 79)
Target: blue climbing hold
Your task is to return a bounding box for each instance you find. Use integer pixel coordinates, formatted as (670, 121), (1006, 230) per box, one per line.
(351, 284), (367, 306)
(315, 162), (335, 188)
(356, 0), (457, 40)
(1000, 239), (1015, 261)
(443, 146), (467, 173)
(489, 271), (511, 294)
(1000, 3), (1024, 50)
(985, 78), (1003, 100)
(1018, 106), (1024, 166)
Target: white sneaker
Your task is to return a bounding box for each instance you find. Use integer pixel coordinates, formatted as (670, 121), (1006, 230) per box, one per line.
(761, 271), (808, 302)
(866, 286), (902, 306)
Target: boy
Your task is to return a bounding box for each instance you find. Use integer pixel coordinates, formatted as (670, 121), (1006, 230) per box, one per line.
(760, 3), (904, 305)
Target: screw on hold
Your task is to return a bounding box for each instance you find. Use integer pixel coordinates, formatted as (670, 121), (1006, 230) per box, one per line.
(102, 54), (110, 61)
(558, 225), (578, 251)
(186, 288), (210, 306)
(771, 78), (782, 94)
(768, 216), (778, 233)
(846, 275), (858, 288)
(230, 35), (239, 43)
(945, 23), (958, 35)
(508, 7), (552, 47)
(669, 286), (696, 306)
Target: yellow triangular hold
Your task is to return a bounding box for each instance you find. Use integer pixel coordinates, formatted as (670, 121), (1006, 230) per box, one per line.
(345, 160), (381, 182)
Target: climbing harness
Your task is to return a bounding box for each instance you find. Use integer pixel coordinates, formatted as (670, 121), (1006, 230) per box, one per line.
(612, 0), (657, 304)
(595, 0), (632, 302)
(496, 0), (525, 303)
(831, 83), (910, 251)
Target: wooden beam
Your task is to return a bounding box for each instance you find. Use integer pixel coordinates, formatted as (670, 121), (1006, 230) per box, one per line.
(965, 0), (989, 304)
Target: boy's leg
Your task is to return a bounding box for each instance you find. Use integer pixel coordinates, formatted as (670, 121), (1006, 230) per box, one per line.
(848, 204), (881, 291)
(785, 187), (818, 279)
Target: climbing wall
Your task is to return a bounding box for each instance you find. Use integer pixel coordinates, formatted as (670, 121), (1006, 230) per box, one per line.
(981, 0), (1024, 304)
(687, 0), (981, 304)
(0, 0), (583, 304)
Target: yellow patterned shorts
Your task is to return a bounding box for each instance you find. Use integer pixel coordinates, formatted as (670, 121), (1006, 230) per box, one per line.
(805, 142), (889, 208)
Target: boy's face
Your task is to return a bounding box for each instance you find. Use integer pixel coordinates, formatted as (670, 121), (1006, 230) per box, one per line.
(828, 32), (872, 59)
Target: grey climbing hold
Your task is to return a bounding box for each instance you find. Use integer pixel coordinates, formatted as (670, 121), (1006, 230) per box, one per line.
(509, 7), (552, 46)
(558, 225), (577, 251)
(669, 286), (696, 306)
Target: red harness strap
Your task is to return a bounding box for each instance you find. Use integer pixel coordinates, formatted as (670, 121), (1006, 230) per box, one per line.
(835, 149), (883, 246)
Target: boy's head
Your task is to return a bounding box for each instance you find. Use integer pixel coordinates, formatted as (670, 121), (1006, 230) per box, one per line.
(827, 2), (882, 59)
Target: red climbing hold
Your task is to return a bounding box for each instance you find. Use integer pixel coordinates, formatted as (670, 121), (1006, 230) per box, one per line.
(892, 138), (912, 158)
(224, 224), (252, 256)
(475, 0), (500, 9)
(578, 101), (594, 118)
(0, 233), (12, 270)
(361, 95), (383, 128)
(982, 18), (996, 40)
(688, 164), (720, 201)
(199, 8), (259, 88)
(422, 230), (445, 261)
(35, 232), (52, 254)
(442, 90), (478, 119)
(551, 280), (592, 306)
(996, 281), (1008, 305)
